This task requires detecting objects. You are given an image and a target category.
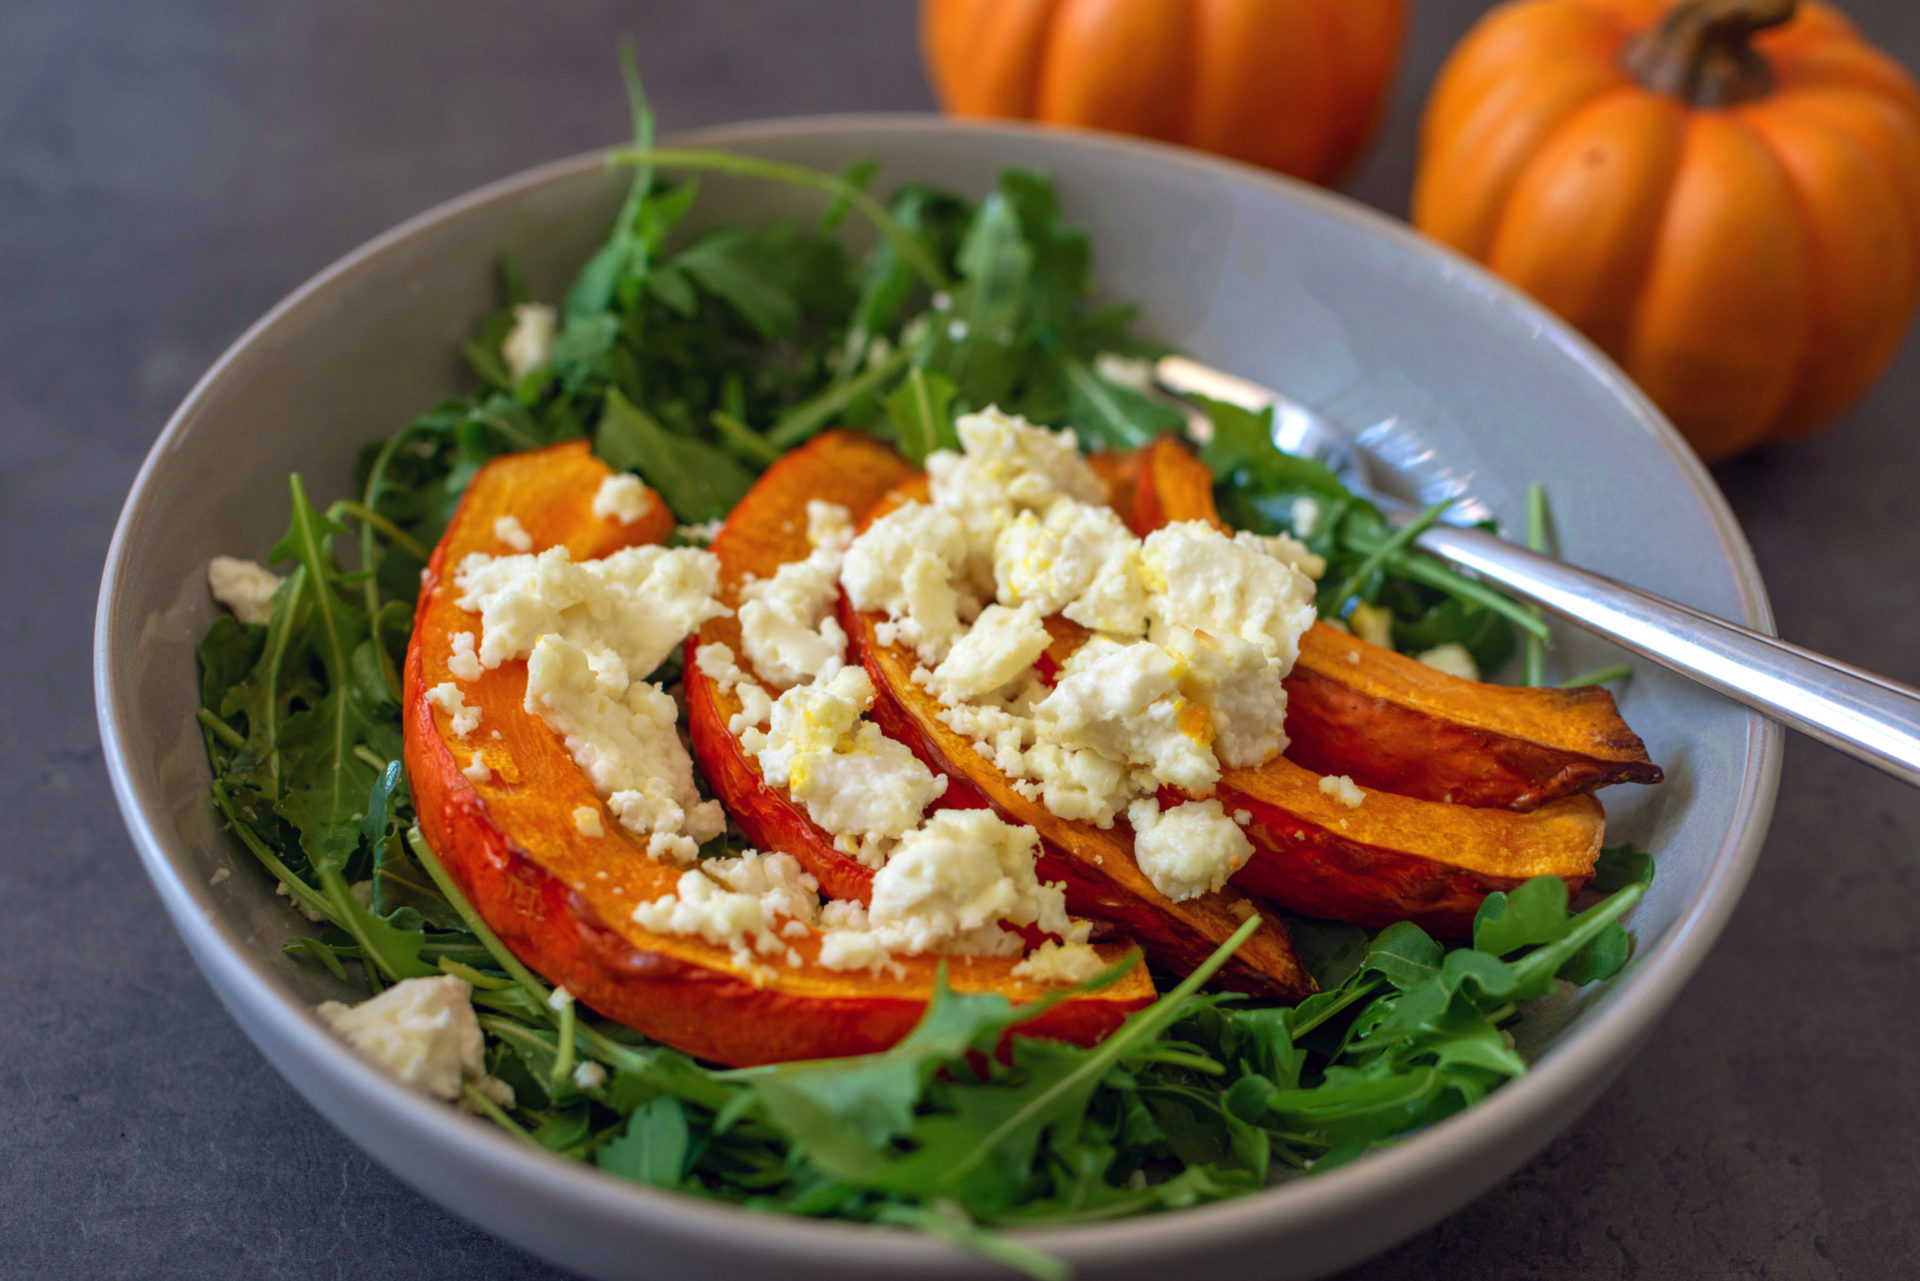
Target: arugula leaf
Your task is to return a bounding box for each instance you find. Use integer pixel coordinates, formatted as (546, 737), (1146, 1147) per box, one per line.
(596, 388), (755, 523)
(596, 1096), (690, 1186)
(885, 366), (958, 466)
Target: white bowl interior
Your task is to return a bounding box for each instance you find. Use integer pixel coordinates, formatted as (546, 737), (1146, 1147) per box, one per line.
(97, 118), (1779, 1281)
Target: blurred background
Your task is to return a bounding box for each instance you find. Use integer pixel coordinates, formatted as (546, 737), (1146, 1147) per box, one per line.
(7, 1), (1918, 1277)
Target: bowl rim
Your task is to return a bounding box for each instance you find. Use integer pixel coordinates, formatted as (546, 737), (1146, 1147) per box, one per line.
(95, 112), (1783, 1271)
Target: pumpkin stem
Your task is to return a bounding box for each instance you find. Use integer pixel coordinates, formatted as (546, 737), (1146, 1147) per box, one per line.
(1622, 0), (1797, 107)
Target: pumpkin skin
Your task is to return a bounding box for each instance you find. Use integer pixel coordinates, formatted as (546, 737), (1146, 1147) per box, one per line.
(1414, 0), (1920, 461)
(920, 0), (1409, 186)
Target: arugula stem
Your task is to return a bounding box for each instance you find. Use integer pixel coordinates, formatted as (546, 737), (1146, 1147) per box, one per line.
(328, 498), (430, 561)
(460, 1083), (541, 1146)
(616, 148), (952, 293)
(766, 343), (910, 449)
(406, 826), (560, 1021)
(196, 708), (246, 751)
(1523, 484), (1549, 686)
(708, 410), (784, 465)
(1372, 548), (1551, 641)
(1322, 499), (1454, 618)
(210, 780), (335, 923)
(552, 993), (579, 1086)
(1559, 663), (1633, 689)
(1510, 882), (1647, 989)
(438, 957), (514, 991)
(936, 917), (1260, 1191)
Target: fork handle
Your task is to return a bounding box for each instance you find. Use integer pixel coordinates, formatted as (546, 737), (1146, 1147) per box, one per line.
(1405, 518), (1920, 788)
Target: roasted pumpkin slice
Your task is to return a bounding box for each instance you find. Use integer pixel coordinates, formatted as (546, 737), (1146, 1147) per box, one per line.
(1131, 433), (1662, 810)
(1214, 758), (1606, 937)
(405, 441), (1153, 1067)
(683, 431), (918, 903)
(846, 481), (1315, 1001)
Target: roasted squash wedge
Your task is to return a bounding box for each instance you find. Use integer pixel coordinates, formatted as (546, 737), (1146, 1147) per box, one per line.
(1131, 434), (1662, 810)
(404, 440), (1153, 1066)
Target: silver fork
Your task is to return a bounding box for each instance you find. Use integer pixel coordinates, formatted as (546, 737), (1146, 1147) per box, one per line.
(1152, 355), (1920, 789)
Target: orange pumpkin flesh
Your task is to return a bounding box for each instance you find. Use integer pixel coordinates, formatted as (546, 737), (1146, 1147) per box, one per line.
(920, 0), (1408, 187)
(1132, 435), (1662, 811)
(683, 432), (918, 903)
(845, 597), (1317, 1001)
(1415, 0), (1920, 460)
(404, 441), (1153, 1067)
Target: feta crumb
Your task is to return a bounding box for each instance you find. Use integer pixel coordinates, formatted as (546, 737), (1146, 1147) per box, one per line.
(1011, 939), (1107, 985)
(1348, 602), (1395, 651)
(1127, 797), (1252, 902)
(501, 302), (557, 382)
(208, 866), (232, 887)
(1037, 638), (1219, 798)
(448, 631), (483, 682)
(754, 666), (945, 865)
(547, 986), (574, 1010)
(1233, 809), (1252, 826)
(929, 603), (1050, 704)
(572, 805), (605, 838)
(1319, 774), (1366, 808)
(207, 556), (284, 625)
(276, 878), (328, 923)
(571, 1060), (608, 1091)
(453, 543), (728, 864)
(1092, 352), (1154, 393)
(737, 532), (849, 689)
(592, 473), (656, 526)
(426, 682), (481, 738)
(493, 514), (534, 553)
(462, 756), (491, 784)
(1291, 496), (1322, 539)
(1228, 900), (1258, 923)
(841, 502), (972, 662)
(675, 519), (725, 545)
(631, 850), (821, 964)
(1140, 523), (1318, 669)
(1416, 642), (1481, 682)
(316, 975), (508, 1104)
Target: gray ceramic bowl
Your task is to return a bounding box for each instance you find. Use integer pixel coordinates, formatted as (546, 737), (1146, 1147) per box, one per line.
(96, 117), (1781, 1280)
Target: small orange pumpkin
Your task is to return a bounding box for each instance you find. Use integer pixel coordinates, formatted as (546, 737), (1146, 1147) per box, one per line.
(1414, 0), (1920, 461)
(920, 0), (1409, 187)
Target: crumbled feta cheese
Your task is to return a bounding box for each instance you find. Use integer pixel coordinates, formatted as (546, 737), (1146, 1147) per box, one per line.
(1319, 773), (1367, 808)
(929, 603), (1050, 704)
(448, 631), (483, 682)
(455, 543), (724, 679)
(1165, 627), (1289, 769)
(1416, 642), (1481, 682)
(501, 302), (557, 382)
(753, 667), (945, 865)
(493, 514), (534, 553)
(806, 500), (854, 551)
(1290, 496), (1323, 539)
(992, 500), (1138, 621)
(426, 682), (481, 738)
(462, 756), (491, 784)
(1036, 638), (1218, 797)
(207, 556), (283, 625)
(276, 878), (327, 922)
(1012, 939), (1108, 985)
(547, 986), (574, 1011)
(572, 805), (605, 838)
(592, 473), (656, 526)
(316, 975), (509, 1104)
(1140, 523), (1318, 668)
(1127, 798), (1252, 902)
(524, 636), (724, 864)
(630, 850), (820, 965)
(675, 519), (725, 545)
(819, 810), (1084, 971)
(927, 408), (1107, 591)
(572, 1060), (608, 1091)
(841, 502), (972, 662)
(737, 540), (847, 689)
(1348, 602), (1396, 651)
(696, 641), (747, 691)
(208, 866), (232, 886)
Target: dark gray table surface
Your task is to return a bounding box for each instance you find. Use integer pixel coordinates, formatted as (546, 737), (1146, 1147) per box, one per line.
(8, 1), (1918, 1277)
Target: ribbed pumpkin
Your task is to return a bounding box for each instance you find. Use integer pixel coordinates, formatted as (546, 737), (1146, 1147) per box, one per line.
(1414, 0), (1920, 461)
(920, 0), (1409, 187)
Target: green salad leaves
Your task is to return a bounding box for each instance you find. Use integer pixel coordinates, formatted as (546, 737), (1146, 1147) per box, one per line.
(193, 60), (1655, 1278)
